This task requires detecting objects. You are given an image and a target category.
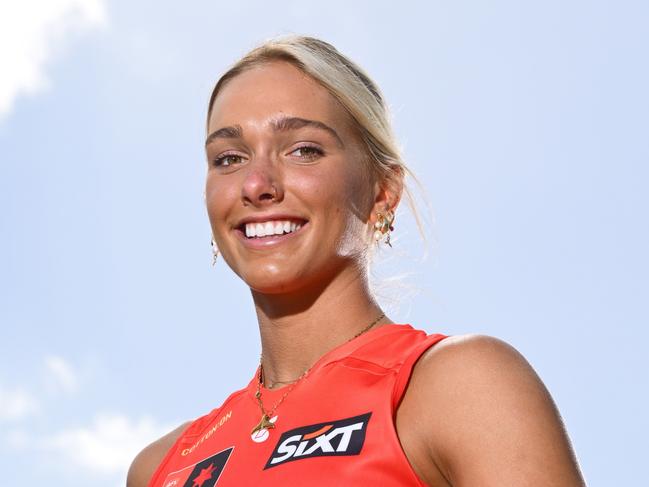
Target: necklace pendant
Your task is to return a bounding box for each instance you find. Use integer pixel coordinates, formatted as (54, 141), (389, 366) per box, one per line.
(251, 414), (276, 435)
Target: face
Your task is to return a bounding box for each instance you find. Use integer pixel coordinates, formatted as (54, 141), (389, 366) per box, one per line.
(205, 61), (385, 294)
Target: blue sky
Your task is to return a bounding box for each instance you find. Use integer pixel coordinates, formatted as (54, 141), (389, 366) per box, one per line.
(0, 1), (647, 485)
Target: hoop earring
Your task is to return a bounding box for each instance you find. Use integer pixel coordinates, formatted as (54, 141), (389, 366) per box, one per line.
(373, 210), (395, 247)
(210, 237), (220, 266)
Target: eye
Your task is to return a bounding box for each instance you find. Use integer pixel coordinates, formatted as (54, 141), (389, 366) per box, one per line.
(290, 145), (324, 160)
(212, 153), (244, 167)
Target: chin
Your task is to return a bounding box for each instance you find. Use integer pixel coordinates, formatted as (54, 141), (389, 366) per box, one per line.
(242, 256), (351, 297)
(238, 264), (305, 295)
(246, 275), (306, 296)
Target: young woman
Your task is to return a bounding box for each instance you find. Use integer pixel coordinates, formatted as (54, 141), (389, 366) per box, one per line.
(128, 36), (586, 486)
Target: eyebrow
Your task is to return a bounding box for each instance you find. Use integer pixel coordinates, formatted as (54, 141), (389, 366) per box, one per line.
(205, 116), (344, 148)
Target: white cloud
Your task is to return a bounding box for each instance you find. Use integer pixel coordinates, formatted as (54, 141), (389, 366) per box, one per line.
(41, 413), (173, 475)
(0, 386), (39, 421)
(45, 355), (79, 393)
(0, 0), (108, 120)
(4, 428), (30, 448)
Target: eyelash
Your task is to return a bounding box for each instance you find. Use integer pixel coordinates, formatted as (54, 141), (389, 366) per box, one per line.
(211, 145), (324, 167)
(291, 145), (324, 160)
(211, 153), (242, 167)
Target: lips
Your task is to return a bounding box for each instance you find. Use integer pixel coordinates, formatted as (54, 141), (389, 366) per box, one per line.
(234, 220), (309, 249)
(235, 214), (307, 235)
(243, 220), (303, 238)
(236, 215), (307, 225)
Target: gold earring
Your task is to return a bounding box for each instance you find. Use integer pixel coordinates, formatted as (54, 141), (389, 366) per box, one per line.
(210, 237), (219, 266)
(373, 210), (395, 247)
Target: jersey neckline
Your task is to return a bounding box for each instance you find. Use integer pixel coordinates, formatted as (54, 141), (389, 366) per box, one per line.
(246, 323), (414, 399)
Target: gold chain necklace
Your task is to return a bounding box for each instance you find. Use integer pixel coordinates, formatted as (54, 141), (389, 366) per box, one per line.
(251, 312), (385, 435)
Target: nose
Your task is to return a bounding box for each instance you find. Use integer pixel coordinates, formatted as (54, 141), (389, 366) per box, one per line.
(241, 157), (284, 207)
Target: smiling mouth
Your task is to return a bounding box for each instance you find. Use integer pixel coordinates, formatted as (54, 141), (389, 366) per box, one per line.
(236, 219), (308, 239)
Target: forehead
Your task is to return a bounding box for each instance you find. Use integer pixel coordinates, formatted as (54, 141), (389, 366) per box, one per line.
(208, 61), (352, 134)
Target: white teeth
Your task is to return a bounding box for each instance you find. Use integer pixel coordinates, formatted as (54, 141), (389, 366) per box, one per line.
(243, 220), (305, 238)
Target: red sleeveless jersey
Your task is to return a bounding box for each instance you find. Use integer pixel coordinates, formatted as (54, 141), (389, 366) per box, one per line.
(148, 324), (448, 487)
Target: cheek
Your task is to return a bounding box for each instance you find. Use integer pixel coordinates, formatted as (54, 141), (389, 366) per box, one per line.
(205, 178), (236, 235)
(307, 165), (373, 250)
(310, 155), (370, 203)
(338, 166), (374, 224)
(339, 167), (375, 249)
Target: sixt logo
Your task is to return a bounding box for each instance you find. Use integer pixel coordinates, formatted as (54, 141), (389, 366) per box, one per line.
(264, 412), (372, 469)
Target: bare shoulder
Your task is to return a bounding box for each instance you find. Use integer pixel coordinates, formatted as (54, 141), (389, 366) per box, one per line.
(418, 333), (537, 377)
(398, 334), (586, 487)
(126, 421), (192, 487)
(411, 334), (558, 411)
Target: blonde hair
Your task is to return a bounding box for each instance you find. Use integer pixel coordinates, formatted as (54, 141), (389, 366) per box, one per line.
(206, 35), (426, 244)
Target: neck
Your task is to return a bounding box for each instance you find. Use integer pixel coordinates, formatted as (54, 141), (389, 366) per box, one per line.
(251, 263), (390, 386)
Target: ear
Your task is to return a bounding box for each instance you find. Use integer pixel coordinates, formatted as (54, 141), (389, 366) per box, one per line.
(369, 170), (403, 226)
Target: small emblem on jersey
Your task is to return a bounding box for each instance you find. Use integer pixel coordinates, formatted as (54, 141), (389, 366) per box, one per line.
(162, 447), (233, 487)
(251, 415), (278, 443)
(264, 412), (372, 469)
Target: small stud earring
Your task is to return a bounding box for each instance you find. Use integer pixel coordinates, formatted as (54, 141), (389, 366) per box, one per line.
(210, 237), (220, 266)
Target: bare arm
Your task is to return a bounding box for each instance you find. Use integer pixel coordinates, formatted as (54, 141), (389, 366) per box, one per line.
(397, 334), (586, 486)
(126, 422), (191, 487)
